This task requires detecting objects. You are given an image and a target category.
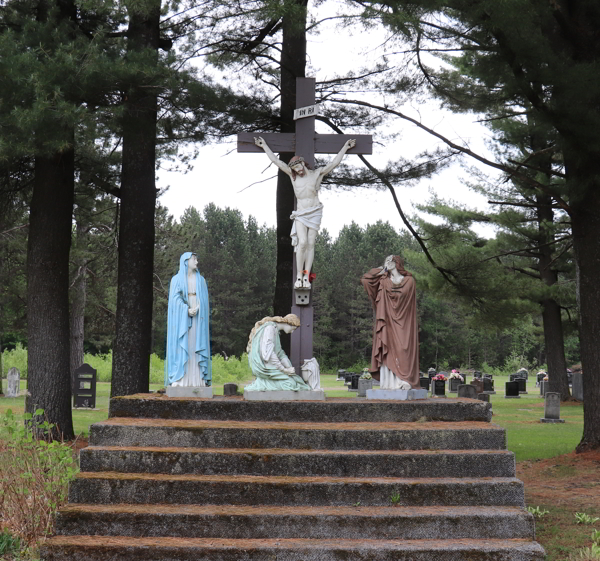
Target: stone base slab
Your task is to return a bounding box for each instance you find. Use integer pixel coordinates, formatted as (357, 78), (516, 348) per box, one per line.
(483, 391), (496, 395)
(166, 387), (213, 398)
(504, 396), (521, 399)
(244, 390), (326, 401)
(540, 418), (565, 423)
(366, 389), (428, 401)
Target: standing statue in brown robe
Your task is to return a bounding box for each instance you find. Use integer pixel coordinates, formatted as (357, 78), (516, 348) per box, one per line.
(361, 255), (420, 390)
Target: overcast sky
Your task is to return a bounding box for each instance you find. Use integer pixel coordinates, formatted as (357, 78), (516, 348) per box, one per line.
(157, 1), (498, 238)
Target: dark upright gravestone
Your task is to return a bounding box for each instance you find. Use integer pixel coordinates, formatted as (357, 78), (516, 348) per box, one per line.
(419, 377), (430, 391)
(483, 377), (495, 394)
(349, 374), (360, 392)
(505, 381), (520, 399)
(223, 383), (238, 396)
(541, 392), (565, 423)
(431, 379), (446, 397)
(516, 378), (527, 394)
(478, 393), (490, 402)
(337, 369), (346, 381)
(73, 363), (97, 409)
(448, 377), (462, 392)
(471, 378), (484, 395)
(457, 384), (477, 399)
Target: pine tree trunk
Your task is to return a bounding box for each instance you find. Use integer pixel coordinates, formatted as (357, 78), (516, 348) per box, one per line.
(70, 221), (88, 378)
(536, 194), (570, 401)
(273, 0), (308, 354)
(26, 149), (75, 440)
(111, 1), (160, 397)
(569, 158), (600, 451)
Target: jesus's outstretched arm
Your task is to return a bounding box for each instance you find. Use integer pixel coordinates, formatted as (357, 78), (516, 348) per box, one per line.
(254, 137), (292, 177)
(319, 139), (356, 176)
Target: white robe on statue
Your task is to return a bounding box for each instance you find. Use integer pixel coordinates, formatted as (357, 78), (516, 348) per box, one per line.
(290, 203), (324, 251)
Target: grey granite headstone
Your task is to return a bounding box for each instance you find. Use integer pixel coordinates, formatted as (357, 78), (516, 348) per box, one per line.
(223, 383), (238, 396)
(357, 378), (373, 397)
(6, 367), (20, 397)
(457, 384), (477, 399)
(540, 380), (549, 396)
(477, 393), (490, 402)
(571, 373), (583, 401)
(541, 392), (565, 423)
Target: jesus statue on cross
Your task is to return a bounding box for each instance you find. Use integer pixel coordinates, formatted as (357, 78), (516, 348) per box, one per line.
(254, 136), (356, 289)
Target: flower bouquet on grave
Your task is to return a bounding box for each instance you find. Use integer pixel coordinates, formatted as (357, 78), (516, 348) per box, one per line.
(431, 373), (447, 397)
(360, 369), (372, 380)
(448, 372), (463, 392)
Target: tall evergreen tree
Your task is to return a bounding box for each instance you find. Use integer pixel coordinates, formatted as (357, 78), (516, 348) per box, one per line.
(354, 0), (600, 449)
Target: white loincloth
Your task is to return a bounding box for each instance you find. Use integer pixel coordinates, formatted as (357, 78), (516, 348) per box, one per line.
(290, 203), (324, 251)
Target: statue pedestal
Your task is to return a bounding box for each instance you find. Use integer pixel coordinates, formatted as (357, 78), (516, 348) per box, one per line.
(166, 386), (213, 398)
(366, 388), (428, 401)
(244, 389), (326, 401)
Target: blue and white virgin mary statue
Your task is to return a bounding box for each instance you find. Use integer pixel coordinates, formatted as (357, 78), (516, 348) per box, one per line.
(165, 252), (211, 387)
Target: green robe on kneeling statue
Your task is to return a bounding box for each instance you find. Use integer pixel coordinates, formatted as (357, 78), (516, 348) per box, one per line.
(246, 321), (311, 391)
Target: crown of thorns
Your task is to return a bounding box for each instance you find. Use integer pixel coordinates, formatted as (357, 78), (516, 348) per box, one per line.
(289, 156), (305, 166)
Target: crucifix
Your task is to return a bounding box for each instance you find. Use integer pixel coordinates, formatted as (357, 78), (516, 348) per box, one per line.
(238, 77), (373, 373)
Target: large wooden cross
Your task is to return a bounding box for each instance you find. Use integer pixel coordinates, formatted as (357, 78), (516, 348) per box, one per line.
(238, 77), (372, 373)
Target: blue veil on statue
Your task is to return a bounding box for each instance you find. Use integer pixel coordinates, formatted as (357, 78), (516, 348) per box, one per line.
(165, 252), (211, 386)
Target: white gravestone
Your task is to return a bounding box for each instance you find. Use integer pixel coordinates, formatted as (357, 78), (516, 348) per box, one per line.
(6, 367), (20, 398)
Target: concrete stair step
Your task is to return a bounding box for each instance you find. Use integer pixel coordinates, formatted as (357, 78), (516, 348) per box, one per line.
(79, 445), (516, 478)
(109, 394), (492, 423)
(55, 504), (535, 540)
(68, 472), (525, 507)
(41, 536), (546, 560)
(90, 418), (506, 450)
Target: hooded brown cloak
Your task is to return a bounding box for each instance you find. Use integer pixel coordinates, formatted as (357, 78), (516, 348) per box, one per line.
(361, 257), (420, 389)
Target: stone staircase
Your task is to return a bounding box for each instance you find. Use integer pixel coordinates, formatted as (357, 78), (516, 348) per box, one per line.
(42, 395), (545, 560)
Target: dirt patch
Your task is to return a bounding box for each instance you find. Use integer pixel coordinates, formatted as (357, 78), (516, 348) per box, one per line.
(518, 451), (600, 561)
(518, 451), (600, 510)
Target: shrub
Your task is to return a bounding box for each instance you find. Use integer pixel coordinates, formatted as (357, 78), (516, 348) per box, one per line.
(0, 409), (79, 549)
(1, 343), (28, 379)
(83, 351), (112, 382)
(212, 354), (253, 384)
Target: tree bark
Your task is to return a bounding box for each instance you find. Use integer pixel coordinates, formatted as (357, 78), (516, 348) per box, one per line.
(26, 148), (75, 440)
(536, 192), (570, 401)
(111, 0), (161, 397)
(273, 0), (308, 354)
(568, 155), (600, 452)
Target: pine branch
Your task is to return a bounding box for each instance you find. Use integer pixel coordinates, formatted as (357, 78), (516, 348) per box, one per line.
(331, 97), (571, 213)
(319, 116), (461, 289)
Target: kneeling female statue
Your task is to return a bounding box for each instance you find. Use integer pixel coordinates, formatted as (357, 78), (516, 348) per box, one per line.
(245, 314), (311, 392)
(361, 255), (420, 390)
